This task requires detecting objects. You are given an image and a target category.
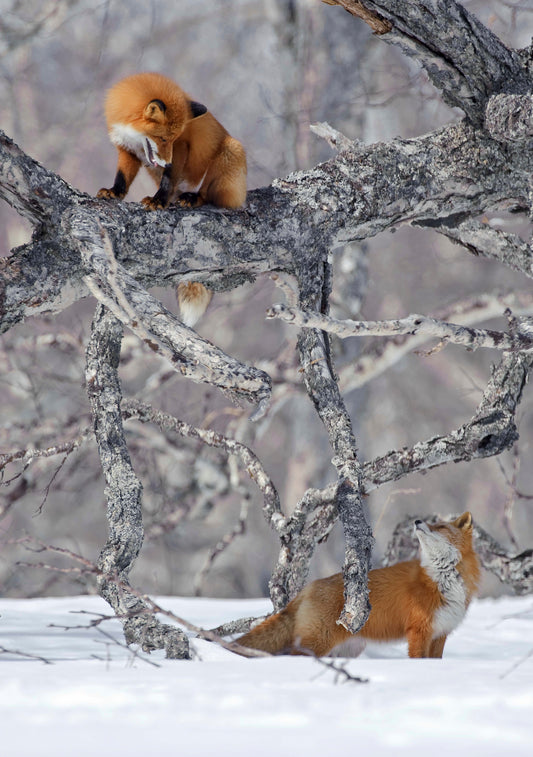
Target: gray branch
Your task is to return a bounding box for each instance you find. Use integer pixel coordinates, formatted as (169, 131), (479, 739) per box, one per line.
(268, 303), (533, 352)
(339, 290), (533, 393)
(2, 1), (533, 648)
(485, 94), (533, 143)
(2, 111), (533, 334)
(72, 211), (271, 413)
(85, 305), (190, 658)
(324, 1), (529, 124)
(363, 349), (533, 492)
(292, 250), (373, 633)
(429, 218), (533, 279)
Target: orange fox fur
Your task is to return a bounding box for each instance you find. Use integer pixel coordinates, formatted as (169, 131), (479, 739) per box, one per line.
(239, 513), (480, 659)
(97, 72), (247, 326)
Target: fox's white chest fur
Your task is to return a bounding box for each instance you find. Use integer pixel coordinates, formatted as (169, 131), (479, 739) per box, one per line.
(423, 560), (468, 638)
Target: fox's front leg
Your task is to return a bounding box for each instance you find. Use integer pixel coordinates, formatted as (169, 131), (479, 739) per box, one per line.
(142, 164), (174, 210)
(406, 625), (433, 658)
(428, 636), (447, 658)
(97, 148), (141, 200)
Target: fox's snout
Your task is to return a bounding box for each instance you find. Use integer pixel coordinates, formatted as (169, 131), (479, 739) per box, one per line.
(143, 137), (171, 168)
(414, 519), (431, 535)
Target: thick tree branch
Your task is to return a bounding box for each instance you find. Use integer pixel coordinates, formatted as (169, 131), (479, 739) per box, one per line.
(323, 1), (529, 124)
(293, 249), (373, 633)
(2, 115), (533, 334)
(485, 94), (533, 143)
(429, 218), (533, 278)
(85, 304), (190, 658)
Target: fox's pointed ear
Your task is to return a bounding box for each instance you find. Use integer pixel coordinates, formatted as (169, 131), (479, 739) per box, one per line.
(144, 99), (167, 123)
(454, 511), (473, 530)
(189, 100), (207, 119)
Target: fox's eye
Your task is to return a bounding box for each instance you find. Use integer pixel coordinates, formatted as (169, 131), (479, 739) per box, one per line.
(160, 138), (167, 143)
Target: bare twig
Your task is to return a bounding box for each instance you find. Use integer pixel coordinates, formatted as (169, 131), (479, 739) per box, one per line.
(338, 290), (533, 392)
(0, 645), (53, 664)
(17, 536), (269, 659)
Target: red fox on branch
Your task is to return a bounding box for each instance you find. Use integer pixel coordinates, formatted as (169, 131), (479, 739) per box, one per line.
(239, 513), (480, 658)
(97, 72), (247, 326)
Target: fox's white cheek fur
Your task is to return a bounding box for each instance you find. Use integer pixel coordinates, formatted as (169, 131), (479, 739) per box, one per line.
(109, 124), (165, 167)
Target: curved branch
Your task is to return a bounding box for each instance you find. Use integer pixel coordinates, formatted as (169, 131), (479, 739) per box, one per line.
(363, 350), (533, 491)
(323, 1), (529, 123)
(429, 218), (533, 278)
(73, 212), (271, 412)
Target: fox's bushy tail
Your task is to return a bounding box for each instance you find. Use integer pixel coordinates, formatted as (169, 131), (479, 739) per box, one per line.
(238, 604), (297, 654)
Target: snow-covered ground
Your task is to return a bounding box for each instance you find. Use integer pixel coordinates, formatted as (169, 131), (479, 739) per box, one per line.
(1, 594), (532, 756)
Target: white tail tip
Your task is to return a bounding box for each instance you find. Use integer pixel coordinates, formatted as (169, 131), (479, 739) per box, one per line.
(177, 281), (213, 327)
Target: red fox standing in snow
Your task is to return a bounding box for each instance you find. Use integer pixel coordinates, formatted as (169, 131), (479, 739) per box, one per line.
(97, 72), (247, 326)
(239, 512), (481, 658)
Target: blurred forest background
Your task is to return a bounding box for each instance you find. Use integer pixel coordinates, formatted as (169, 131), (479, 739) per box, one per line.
(1, 0), (532, 601)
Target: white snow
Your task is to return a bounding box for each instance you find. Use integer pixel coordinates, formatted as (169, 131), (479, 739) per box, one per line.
(1, 594), (532, 756)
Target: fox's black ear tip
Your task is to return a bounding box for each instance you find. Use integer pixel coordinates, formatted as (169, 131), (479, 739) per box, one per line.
(190, 100), (207, 119)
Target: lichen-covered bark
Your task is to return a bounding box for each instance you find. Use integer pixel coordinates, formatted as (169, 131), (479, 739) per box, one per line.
(86, 305), (190, 658)
(2, 118), (533, 334)
(74, 212), (271, 412)
(324, 1), (530, 124)
(293, 250), (373, 632)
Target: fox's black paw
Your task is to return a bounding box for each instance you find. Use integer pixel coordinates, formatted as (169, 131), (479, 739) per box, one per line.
(177, 192), (203, 208)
